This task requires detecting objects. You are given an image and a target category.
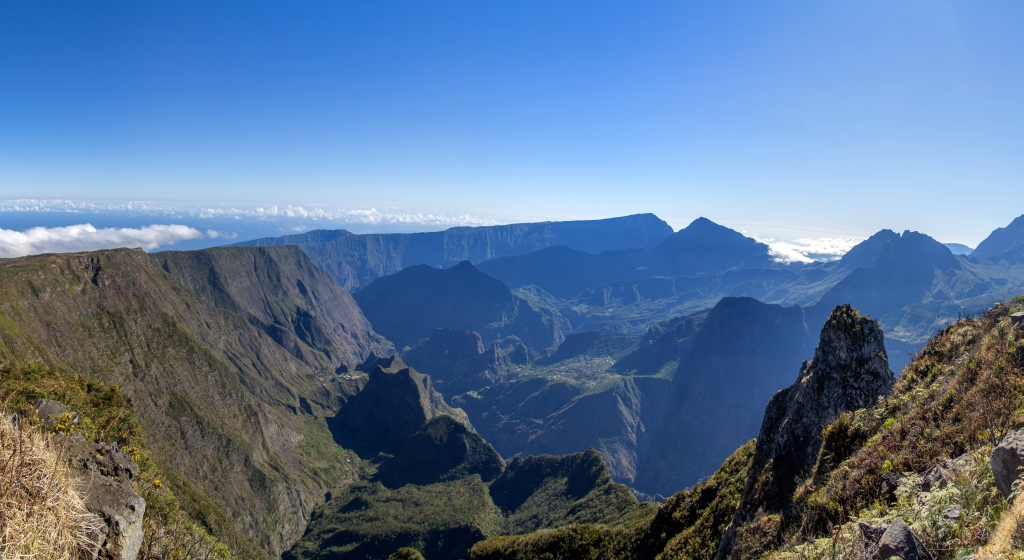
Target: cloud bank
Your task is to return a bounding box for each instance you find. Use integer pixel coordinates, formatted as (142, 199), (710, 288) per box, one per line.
(0, 224), (204, 258)
(760, 237), (863, 264)
(0, 199), (507, 228)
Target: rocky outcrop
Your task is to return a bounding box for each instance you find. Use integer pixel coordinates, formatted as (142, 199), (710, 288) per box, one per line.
(992, 428), (1024, 497)
(858, 519), (934, 560)
(717, 304), (894, 559)
(61, 435), (146, 560)
(328, 366), (467, 457)
(374, 415), (505, 488)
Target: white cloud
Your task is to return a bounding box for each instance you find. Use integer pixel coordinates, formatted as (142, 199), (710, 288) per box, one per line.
(758, 237), (863, 264)
(0, 224), (204, 258)
(0, 199), (507, 227)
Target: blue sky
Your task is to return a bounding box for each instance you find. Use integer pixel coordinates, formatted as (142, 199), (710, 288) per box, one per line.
(1, 1), (1023, 253)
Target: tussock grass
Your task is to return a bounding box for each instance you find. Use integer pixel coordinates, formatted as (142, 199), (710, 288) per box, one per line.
(0, 416), (101, 559)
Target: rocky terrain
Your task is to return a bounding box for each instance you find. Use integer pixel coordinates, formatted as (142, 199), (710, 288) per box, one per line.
(467, 297), (1024, 560)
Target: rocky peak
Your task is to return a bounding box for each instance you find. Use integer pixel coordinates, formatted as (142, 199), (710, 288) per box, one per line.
(327, 366), (467, 458)
(717, 304), (894, 559)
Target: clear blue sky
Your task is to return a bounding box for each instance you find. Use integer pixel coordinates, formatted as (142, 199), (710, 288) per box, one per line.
(1, 1), (1023, 245)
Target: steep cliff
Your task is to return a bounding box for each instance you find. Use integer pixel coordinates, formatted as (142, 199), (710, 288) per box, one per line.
(0, 248), (384, 557)
(717, 304), (894, 559)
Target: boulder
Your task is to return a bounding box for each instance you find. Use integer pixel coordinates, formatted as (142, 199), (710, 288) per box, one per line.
(992, 428), (1024, 497)
(61, 435), (146, 560)
(32, 398), (79, 431)
(1011, 312), (1024, 326)
(859, 519), (934, 560)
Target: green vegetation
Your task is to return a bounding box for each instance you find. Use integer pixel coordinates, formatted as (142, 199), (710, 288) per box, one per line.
(284, 477), (501, 560)
(0, 247), (387, 557)
(288, 448), (653, 560)
(759, 299), (1024, 559)
(374, 415), (505, 488)
(0, 364), (236, 559)
(468, 441), (755, 560)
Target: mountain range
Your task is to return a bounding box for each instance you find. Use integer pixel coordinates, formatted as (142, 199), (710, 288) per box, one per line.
(4, 211), (1024, 560)
(234, 213), (674, 289)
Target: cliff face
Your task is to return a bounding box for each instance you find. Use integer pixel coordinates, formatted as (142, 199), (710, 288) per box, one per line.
(0, 248), (384, 557)
(717, 304), (894, 559)
(477, 218), (774, 299)
(155, 245), (387, 372)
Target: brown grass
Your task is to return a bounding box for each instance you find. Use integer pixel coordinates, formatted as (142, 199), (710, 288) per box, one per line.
(0, 415), (102, 559)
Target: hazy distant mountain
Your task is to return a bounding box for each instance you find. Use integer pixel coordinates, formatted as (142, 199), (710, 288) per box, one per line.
(944, 242), (974, 255)
(353, 260), (568, 350)
(477, 218), (775, 299)
(234, 213), (674, 289)
(972, 214), (1024, 261)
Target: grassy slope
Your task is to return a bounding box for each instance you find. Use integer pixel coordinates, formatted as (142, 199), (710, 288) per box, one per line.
(0, 249), (375, 557)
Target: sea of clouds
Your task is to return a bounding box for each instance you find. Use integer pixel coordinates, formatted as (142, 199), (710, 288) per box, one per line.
(0, 199), (504, 228)
(0, 224), (207, 258)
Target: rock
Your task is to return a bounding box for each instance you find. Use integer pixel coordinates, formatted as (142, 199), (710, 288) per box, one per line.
(992, 428), (1024, 497)
(1011, 312), (1024, 326)
(32, 398), (78, 430)
(60, 434), (146, 560)
(920, 453), (969, 492)
(880, 472), (902, 504)
(859, 519), (935, 560)
(717, 305), (894, 559)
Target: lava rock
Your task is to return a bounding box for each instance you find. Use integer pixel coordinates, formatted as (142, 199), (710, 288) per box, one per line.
(992, 428), (1024, 497)
(859, 519), (935, 560)
(60, 435), (145, 560)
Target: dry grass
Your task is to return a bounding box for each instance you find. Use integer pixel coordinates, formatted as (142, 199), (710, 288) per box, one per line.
(976, 485), (1024, 560)
(0, 416), (102, 560)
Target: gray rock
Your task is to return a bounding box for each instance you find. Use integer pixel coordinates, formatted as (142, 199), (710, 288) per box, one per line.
(60, 434), (145, 560)
(1011, 312), (1024, 326)
(992, 428), (1024, 498)
(718, 305), (894, 559)
(32, 398), (78, 431)
(33, 398), (65, 419)
(920, 453), (969, 492)
(860, 519), (935, 560)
